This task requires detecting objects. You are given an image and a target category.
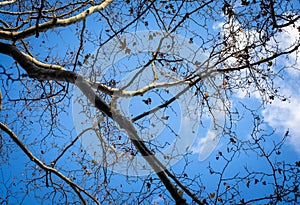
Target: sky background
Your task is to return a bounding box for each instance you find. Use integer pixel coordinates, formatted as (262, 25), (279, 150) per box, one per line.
(0, 1), (300, 204)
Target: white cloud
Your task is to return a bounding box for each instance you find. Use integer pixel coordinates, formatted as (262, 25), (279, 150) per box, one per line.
(259, 21), (300, 154)
(261, 70), (300, 154)
(191, 89), (227, 161)
(151, 195), (164, 205)
(278, 27), (300, 77)
(219, 17), (300, 154)
(263, 93), (300, 154)
(191, 130), (222, 161)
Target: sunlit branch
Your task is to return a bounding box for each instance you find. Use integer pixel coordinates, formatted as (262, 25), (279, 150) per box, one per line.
(0, 0), (114, 40)
(0, 41), (188, 204)
(0, 1), (87, 20)
(0, 0), (15, 6)
(76, 77), (188, 204)
(95, 78), (189, 96)
(15, 49), (191, 97)
(22, 52), (65, 70)
(132, 67), (218, 122)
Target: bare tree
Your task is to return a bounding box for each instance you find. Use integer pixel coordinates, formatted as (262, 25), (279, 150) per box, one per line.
(0, 0), (299, 204)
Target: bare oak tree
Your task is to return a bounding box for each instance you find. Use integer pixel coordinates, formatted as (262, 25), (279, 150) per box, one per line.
(0, 0), (299, 204)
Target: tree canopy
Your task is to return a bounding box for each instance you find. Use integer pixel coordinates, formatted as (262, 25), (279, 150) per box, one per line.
(0, 0), (300, 204)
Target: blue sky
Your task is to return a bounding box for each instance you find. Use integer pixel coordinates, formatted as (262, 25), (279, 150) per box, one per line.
(0, 1), (300, 204)
(72, 9), (300, 203)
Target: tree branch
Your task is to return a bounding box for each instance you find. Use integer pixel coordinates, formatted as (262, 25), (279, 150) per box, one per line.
(0, 0), (15, 6)
(0, 122), (101, 205)
(0, 41), (189, 204)
(0, 0), (114, 40)
(35, 0), (45, 38)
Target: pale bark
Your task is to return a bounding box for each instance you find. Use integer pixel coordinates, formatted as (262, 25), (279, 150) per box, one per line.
(0, 41), (190, 205)
(0, 0), (114, 40)
(0, 0), (15, 6)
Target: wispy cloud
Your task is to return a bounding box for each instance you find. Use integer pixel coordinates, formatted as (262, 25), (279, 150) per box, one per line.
(262, 19), (300, 154)
(263, 92), (300, 154)
(262, 22), (300, 154)
(191, 130), (220, 161)
(256, 21), (300, 154)
(217, 17), (300, 154)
